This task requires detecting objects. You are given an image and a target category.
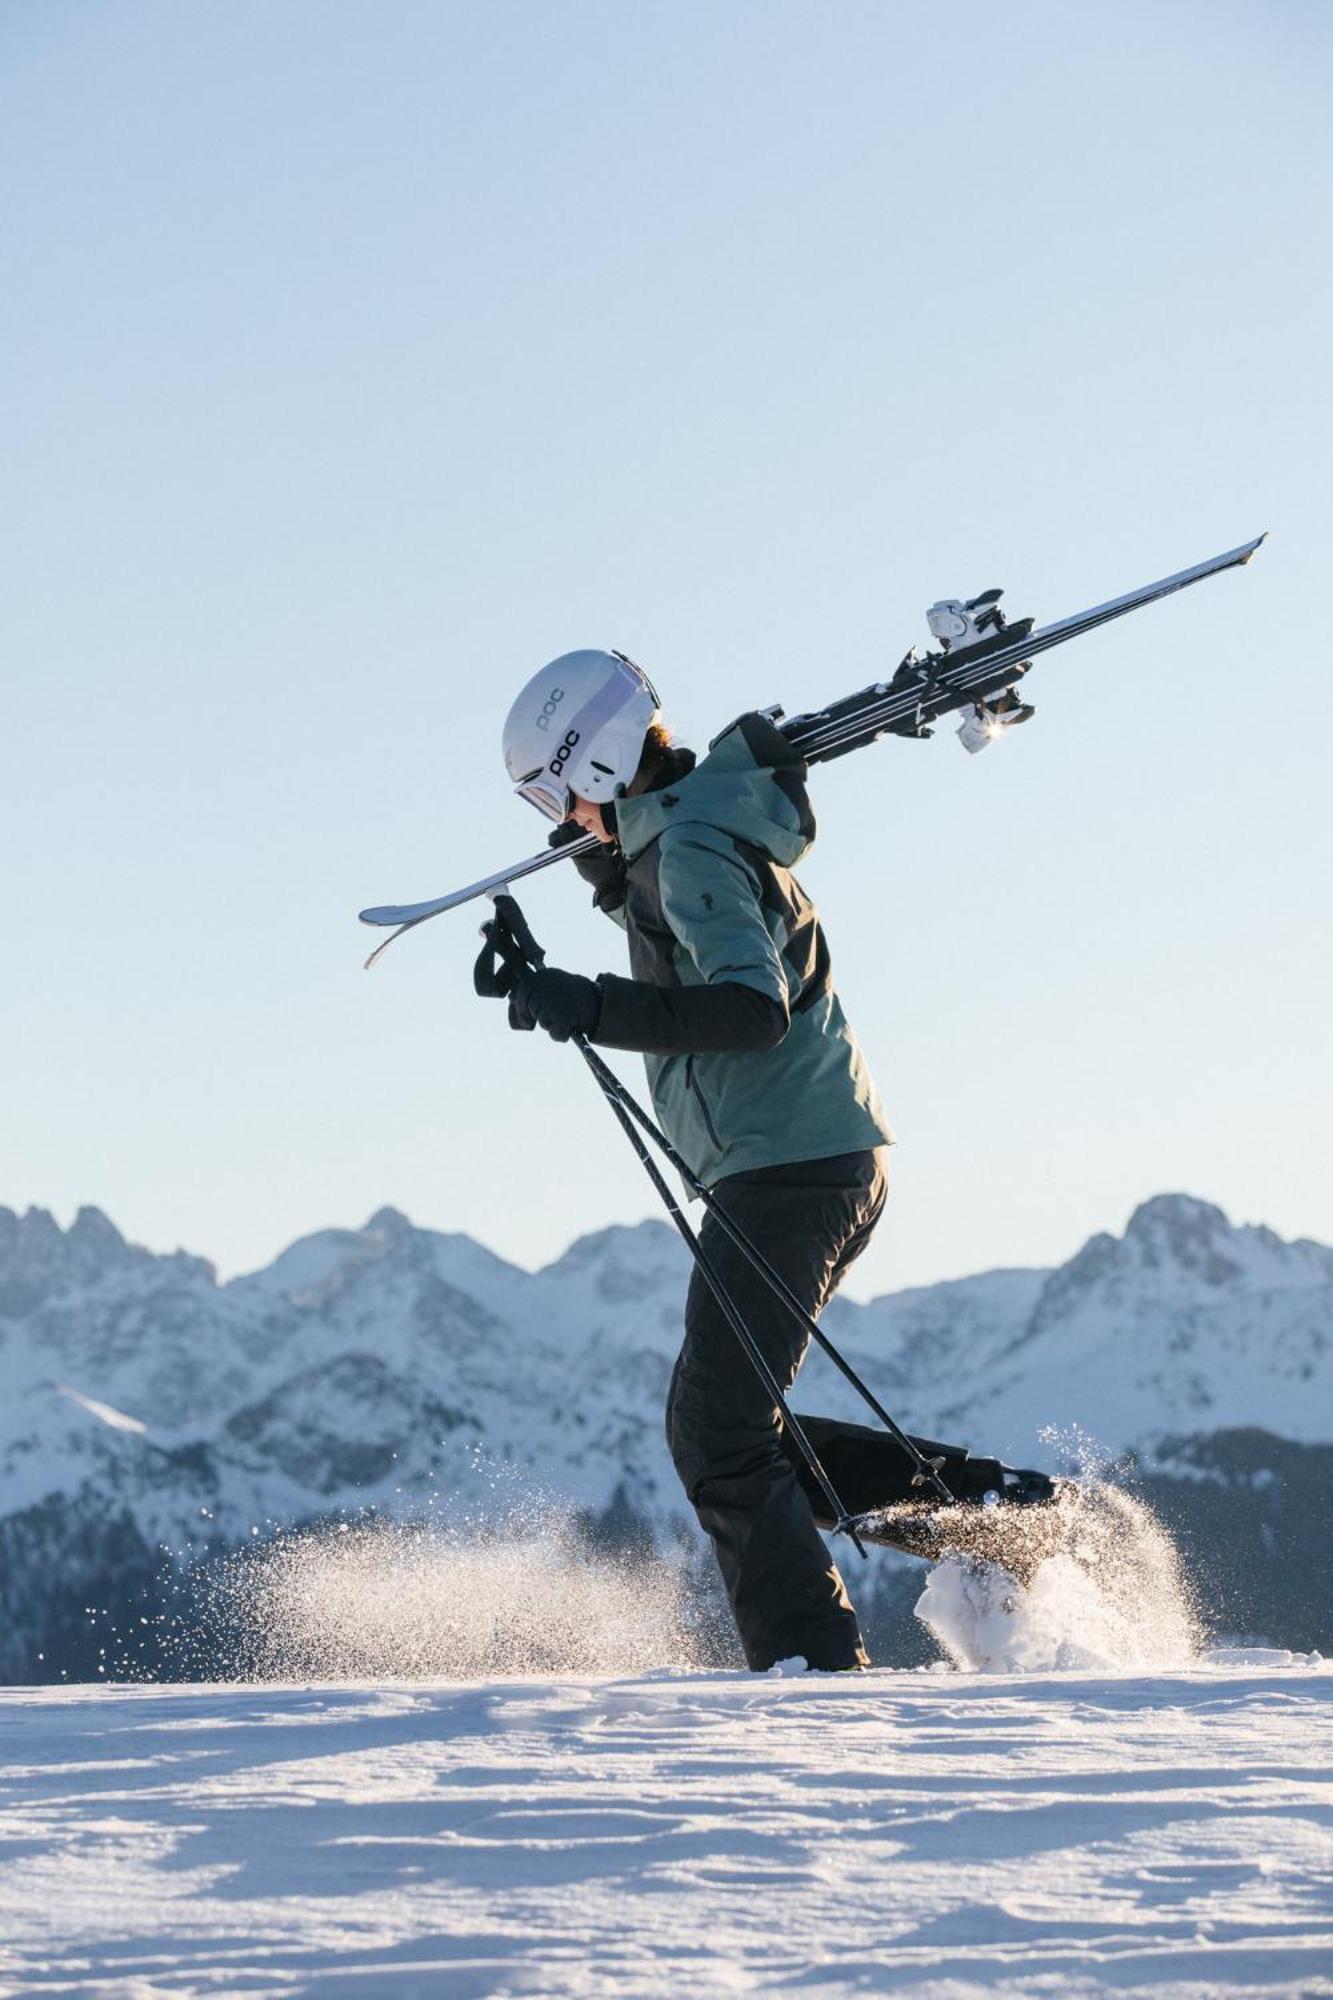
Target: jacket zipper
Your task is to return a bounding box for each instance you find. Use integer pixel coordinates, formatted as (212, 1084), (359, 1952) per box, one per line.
(685, 1055), (724, 1153)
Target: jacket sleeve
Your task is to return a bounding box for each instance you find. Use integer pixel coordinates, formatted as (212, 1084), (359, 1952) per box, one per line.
(592, 975), (787, 1054)
(592, 823), (792, 1056)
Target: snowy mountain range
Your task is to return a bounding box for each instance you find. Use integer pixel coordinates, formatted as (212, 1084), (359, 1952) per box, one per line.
(2, 1191), (1330, 1677)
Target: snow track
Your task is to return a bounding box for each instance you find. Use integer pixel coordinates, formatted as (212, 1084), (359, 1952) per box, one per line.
(1, 1663), (1330, 1997)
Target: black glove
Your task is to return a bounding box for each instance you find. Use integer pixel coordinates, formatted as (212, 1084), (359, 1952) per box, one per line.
(508, 966), (602, 1042)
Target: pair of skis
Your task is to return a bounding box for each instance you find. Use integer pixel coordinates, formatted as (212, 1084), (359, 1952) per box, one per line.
(359, 534), (1265, 966)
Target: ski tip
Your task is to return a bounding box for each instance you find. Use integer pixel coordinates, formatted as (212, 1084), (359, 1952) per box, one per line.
(1241, 531), (1269, 561)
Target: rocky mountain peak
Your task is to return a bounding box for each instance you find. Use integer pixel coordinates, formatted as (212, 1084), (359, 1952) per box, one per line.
(68, 1205), (128, 1251)
(0, 1206), (62, 1256)
(0, 1204), (141, 1317)
(542, 1220), (687, 1305)
(1019, 1192), (1328, 1354)
(1122, 1194), (1242, 1283)
(364, 1206), (414, 1239)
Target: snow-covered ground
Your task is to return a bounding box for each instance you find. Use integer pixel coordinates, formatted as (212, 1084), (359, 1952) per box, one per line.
(2, 1657), (1330, 1999)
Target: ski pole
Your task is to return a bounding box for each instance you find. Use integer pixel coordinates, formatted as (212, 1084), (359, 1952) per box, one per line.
(474, 897), (869, 1555)
(575, 1038), (953, 1504)
(486, 893), (948, 1501)
(571, 1030), (869, 1555)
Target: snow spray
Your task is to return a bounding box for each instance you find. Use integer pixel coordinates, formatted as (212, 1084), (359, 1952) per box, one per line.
(916, 1477), (1203, 1673)
(197, 1507), (715, 1681)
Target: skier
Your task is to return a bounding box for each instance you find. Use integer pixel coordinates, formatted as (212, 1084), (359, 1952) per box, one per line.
(487, 649), (1062, 1673)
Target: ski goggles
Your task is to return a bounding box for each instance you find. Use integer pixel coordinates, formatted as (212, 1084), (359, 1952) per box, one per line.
(515, 770), (573, 823)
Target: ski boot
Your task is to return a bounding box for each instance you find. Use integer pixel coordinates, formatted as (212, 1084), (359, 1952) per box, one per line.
(848, 1461), (1078, 1588)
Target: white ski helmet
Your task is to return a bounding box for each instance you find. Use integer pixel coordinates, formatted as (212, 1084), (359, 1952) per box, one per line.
(502, 650), (661, 822)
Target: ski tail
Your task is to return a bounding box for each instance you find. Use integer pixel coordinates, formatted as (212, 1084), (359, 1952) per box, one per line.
(358, 834), (602, 931)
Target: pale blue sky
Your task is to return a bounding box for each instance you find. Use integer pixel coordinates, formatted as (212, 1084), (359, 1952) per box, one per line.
(2, 0), (1329, 1298)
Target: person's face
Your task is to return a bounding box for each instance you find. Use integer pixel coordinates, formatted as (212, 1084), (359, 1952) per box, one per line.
(568, 794), (614, 844)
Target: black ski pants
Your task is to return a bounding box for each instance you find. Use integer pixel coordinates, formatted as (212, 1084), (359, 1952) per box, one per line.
(666, 1147), (900, 1673)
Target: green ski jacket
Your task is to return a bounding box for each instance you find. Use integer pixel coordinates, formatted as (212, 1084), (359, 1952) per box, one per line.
(592, 712), (894, 1186)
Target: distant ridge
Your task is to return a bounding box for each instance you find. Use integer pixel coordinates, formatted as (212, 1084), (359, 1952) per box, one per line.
(1, 1193), (1330, 1675)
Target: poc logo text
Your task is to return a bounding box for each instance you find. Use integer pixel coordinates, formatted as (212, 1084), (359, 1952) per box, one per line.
(548, 729), (580, 778)
(533, 688), (565, 733)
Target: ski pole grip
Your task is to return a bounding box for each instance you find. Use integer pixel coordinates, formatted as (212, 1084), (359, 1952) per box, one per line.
(473, 892), (546, 998)
(472, 926), (511, 998)
(490, 893), (546, 972)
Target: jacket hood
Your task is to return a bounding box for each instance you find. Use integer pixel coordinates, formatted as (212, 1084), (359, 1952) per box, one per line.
(615, 712), (815, 867)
